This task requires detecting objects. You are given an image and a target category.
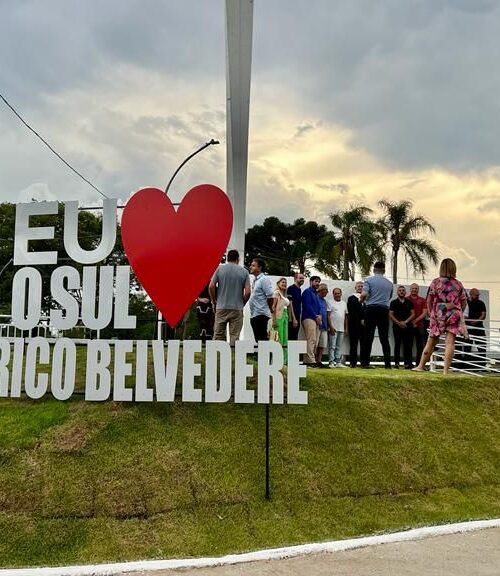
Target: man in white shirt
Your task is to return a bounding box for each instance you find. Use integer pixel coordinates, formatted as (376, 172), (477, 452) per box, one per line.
(328, 287), (348, 368)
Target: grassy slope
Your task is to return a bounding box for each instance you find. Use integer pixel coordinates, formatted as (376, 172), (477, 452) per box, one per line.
(0, 365), (499, 568)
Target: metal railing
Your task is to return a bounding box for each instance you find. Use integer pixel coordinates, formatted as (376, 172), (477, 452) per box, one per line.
(431, 320), (500, 376)
(0, 314), (99, 341)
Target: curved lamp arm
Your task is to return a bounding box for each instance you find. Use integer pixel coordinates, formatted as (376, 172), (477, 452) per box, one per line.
(165, 139), (220, 195)
(0, 257), (13, 279)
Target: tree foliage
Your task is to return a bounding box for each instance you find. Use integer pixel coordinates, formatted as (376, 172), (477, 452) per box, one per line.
(317, 205), (384, 280)
(244, 217), (328, 275)
(245, 201), (439, 283)
(378, 199), (439, 283)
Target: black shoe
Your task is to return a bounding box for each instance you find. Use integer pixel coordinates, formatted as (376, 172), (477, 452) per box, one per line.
(385, 366), (392, 369)
(393, 365), (400, 369)
(404, 364), (414, 370)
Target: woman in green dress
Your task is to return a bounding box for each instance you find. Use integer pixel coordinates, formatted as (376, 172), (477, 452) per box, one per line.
(271, 277), (297, 361)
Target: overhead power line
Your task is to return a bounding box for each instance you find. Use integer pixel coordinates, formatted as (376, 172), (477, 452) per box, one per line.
(0, 91), (109, 200)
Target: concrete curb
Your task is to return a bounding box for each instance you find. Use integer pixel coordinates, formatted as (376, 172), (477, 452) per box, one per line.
(1, 518), (499, 576)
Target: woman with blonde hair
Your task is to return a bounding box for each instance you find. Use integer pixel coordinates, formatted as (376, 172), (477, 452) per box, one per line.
(271, 277), (298, 361)
(413, 258), (467, 374)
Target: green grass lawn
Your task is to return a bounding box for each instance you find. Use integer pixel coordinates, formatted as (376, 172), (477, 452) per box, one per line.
(0, 365), (499, 568)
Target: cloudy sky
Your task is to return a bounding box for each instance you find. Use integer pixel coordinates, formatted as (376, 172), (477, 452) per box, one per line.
(1, 0), (500, 311)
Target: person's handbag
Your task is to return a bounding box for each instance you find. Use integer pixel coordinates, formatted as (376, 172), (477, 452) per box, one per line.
(268, 327), (280, 342)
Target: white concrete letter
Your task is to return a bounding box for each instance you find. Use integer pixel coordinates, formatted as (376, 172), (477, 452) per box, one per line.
(11, 267), (42, 330)
(135, 340), (153, 402)
(153, 340), (179, 402)
(114, 266), (136, 329)
(50, 266), (80, 330)
(14, 201), (58, 265)
(0, 339), (10, 397)
(24, 337), (50, 399)
(287, 341), (308, 404)
(257, 341), (284, 404)
(51, 338), (76, 400)
(205, 340), (232, 403)
(85, 340), (111, 401)
(113, 340), (134, 401)
(234, 340), (255, 403)
(64, 199), (117, 264)
(10, 338), (24, 397)
(81, 266), (114, 330)
(182, 340), (202, 402)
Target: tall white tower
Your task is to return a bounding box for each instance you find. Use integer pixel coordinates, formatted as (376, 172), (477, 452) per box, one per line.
(225, 0), (254, 260)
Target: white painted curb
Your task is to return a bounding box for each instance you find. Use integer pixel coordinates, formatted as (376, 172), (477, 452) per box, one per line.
(1, 518), (499, 576)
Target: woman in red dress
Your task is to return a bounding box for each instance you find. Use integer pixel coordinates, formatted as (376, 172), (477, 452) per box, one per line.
(413, 258), (467, 374)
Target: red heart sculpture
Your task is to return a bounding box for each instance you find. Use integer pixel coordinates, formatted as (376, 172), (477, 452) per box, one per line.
(121, 185), (233, 327)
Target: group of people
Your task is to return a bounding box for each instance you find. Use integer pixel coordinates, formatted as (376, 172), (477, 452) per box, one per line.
(286, 274), (356, 368)
(358, 258), (487, 374)
(282, 263), (426, 369)
(206, 253), (366, 367)
(203, 252), (487, 374)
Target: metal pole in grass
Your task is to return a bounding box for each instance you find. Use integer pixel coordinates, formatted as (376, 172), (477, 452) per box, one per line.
(265, 403), (271, 500)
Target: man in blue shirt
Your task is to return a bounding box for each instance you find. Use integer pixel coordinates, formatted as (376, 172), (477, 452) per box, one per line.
(249, 258), (275, 342)
(360, 261), (393, 368)
(301, 275), (322, 366)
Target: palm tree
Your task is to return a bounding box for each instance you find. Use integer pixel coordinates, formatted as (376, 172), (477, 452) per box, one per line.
(314, 230), (341, 279)
(378, 199), (439, 283)
(319, 205), (384, 280)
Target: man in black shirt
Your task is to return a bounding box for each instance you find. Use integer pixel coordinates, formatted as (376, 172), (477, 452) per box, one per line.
(196, 284), (214, 342)
(347, 281), (365, 368)
(389, 286), (415, 369)
(287, 272), (304, 340)
(466, 288), (487, 359)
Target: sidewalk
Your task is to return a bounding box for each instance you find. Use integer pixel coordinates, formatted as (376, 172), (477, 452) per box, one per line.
(130, 527), (500, 576)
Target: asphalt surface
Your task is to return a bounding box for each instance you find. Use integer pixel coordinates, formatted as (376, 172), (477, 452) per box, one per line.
(129, 527), (500, 576)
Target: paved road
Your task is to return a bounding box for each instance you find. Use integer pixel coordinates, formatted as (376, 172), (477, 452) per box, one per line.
(130, 528), (500, 576)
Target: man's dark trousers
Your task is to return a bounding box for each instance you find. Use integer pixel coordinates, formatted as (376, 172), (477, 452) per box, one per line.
(348, 319), (364, 367)
(412, 325), (427, 366)
(251, 315), (269, 342)
(393, 324), (413, 367)
(467, 327), (487, 364)
(361, 305), (391, 368)
(288, 322), (300, 341)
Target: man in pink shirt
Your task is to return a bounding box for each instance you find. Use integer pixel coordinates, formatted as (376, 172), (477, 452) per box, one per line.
(409, 283), (428, 366)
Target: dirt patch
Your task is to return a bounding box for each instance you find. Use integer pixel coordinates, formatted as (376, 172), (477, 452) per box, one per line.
(48, 403), (124, 453)
(52, 421), (100, 453)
